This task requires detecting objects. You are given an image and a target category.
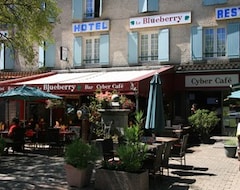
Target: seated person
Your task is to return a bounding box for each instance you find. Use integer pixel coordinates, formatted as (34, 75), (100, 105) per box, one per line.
(4, 118), (25, 153)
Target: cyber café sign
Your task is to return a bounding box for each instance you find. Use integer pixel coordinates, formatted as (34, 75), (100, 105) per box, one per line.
(72, 20), (109, 33)
(185, 74), (239, 87)
(216, 5), (240, 20)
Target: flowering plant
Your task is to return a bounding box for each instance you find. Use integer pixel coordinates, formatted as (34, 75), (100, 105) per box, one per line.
(94, 90), (135, 110)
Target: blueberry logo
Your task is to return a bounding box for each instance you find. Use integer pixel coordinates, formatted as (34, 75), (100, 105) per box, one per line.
(77, 85), (82, 91)
(185, 16), (190, 20)
(130, 20), (135, 25)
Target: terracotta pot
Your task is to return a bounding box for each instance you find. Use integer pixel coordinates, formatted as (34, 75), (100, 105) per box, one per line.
(64, 164), (93, 188)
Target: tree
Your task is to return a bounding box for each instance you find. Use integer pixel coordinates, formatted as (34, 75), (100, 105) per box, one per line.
(0, 0), (61, 64)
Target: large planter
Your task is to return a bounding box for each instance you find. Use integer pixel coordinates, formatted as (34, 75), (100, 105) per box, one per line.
(64, 164), (93, 188)
(224, 145), (237, 158)
(94, 168), (149, 190)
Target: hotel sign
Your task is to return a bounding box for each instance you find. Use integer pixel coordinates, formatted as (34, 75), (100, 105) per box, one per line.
(129, 12), (191, 29)
(73, 20), (109, 33)
(216, 5), (240, 20)
(185, 74), (239, 87)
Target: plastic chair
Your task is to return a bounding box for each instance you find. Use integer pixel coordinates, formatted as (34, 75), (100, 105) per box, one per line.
(170, 133), (189, 165)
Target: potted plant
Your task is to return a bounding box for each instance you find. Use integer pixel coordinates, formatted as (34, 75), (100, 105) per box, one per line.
(95, 111), (149, 190)
(64, 139), (98, 188)
(224, 137), (237, 158)
(188, 109), (220, 143)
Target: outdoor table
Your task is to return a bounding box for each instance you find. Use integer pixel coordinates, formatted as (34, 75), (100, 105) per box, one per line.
(59, 131), (75, 142)
(155, 136), (179, 143)
(0, 130), (8, 138)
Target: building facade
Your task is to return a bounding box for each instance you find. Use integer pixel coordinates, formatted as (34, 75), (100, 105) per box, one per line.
(1, 0), (240, 134)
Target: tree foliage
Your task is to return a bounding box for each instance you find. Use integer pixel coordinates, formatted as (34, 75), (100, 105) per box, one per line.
(0, 0), (61, 64)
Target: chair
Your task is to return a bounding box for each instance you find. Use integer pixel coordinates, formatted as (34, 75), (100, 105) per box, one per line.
(46, 128), (64, 155)
(102, 138), (115, 161)
(160, 141), (173, 175)
(103, 121), (112, 138)
(170, 133), (189, 165)
(69, 126), (81, 139)
(143, 143), (165, 175)
(5, 127), (26, 153)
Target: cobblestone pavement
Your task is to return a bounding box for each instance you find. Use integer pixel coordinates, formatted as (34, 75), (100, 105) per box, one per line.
(0, 136), (239, 190)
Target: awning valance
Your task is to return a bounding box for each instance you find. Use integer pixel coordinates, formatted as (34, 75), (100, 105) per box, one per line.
(2, 66), (174, 97)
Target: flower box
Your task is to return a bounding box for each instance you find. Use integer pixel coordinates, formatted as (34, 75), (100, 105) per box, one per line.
(94, 168), (149, 190)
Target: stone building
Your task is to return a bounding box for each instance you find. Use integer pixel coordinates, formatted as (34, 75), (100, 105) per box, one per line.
(1, 0), (240, 134)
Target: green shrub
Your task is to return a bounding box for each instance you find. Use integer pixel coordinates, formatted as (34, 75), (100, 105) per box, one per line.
(64, 139), (98, 169)
(188, 109), (220, 136)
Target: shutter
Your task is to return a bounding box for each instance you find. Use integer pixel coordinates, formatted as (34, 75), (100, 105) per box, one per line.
(158, 29), (169, 62)
(100, 34), (109, 66)
(138, 0), (147, 13)
(128, 32), (138, 65)
(45, 43), (56, 67)
(0, 44), (4, 70)
(148, 0), (158, 12)
(95, 0), (102, 17)
(72, 0), (83, 20)
(191, 26), (203, 60)
(203, 0), (226, 5)
(227, 23), (240, 58)
(4, 46), (15, 70)
(38, 44), (44, 68)
(73, 37), (82, 67)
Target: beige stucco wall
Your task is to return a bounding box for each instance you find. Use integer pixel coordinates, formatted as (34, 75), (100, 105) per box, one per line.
(19, 0), (240, 70)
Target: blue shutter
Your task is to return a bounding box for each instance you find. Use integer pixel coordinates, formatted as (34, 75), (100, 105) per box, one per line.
(203, 0), (226, 5)
(148, 0), (158, 12)
(227, 23), (240, 58)
(100, 34), (109, 66)
(4, 47), (15, 70)
(38, 45), (44, 68)
(158, 29), (169, 62)
(72, 0), (82, 20)
(128, 32), (138, 65)
(0, 44), (4, 70)
(73, 37), (82, 67)
(191, 26), (203, 60)
(45, 43), (56, 67)
(139, 0), (147, 13)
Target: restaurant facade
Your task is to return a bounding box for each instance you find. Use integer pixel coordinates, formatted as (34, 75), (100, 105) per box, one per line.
(1, 0), (240, 134)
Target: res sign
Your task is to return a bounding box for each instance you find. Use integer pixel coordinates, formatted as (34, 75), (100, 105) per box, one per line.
(216, 5), (240, 20)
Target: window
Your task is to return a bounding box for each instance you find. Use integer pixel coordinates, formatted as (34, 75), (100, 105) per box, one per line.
(203, 27), (226, 58)
(72, 0), (102, 20)
(73, 35), (109, 67)
(128, 29), (169, 64)
(140, 33), (158, 61)
(138, 0), (158, 13)
(84, 37), (100, 64)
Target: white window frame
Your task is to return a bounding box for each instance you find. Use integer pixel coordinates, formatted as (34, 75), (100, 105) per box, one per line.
(139, 32), (158, 62)
(203, 27), (226, 58)
(84, 36), (100, 64)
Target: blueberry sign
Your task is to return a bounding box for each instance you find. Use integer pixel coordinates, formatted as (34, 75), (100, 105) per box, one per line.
(216, 6), (240, 20)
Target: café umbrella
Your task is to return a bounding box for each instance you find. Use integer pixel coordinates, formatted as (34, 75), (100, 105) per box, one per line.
(144, 73), (165, 135)
(0, 85), (62, 126)
(227, 90), (240, 99)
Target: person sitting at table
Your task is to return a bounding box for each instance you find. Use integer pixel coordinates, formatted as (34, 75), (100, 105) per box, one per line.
(4, 117), (23, 153)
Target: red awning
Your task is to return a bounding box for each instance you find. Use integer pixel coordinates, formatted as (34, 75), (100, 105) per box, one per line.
(2, 66), (174, 97)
